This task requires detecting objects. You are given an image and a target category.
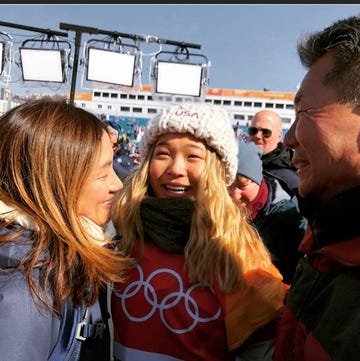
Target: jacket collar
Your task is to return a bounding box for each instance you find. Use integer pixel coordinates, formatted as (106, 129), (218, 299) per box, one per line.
(0, 200), (106, 244)
(0, 199), (38, 230)
(300, 185), (360, 249)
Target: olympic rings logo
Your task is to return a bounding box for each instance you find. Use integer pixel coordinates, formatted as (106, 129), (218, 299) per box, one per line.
(113, 263), (222, 334)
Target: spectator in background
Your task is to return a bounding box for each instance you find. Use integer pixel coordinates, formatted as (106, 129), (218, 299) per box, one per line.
(0, 99), (130, 361)
(248, 109), (299, 199)
(274, 16), (360, 361)
(229, 141), (307, 284)
(105, 122), (120, 153)
(111, 103), (288, 361)
(104, 121), (138, 181)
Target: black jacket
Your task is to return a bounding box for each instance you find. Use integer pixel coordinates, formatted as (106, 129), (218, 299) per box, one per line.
(252, 177), (307, 284)
(262, 142), (299, 198)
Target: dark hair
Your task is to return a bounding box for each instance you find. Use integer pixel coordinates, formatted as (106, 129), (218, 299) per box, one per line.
(297, 15), (360, 104)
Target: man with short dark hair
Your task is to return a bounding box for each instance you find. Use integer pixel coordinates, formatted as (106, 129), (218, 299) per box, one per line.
(274, 16), (360, 361)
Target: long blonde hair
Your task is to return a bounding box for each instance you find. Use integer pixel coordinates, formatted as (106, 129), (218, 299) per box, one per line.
(0, 98), (130, 313)
(112, 142), (272, 292)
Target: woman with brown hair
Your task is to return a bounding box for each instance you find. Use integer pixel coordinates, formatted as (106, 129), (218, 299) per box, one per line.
(0, 98), (130, 361)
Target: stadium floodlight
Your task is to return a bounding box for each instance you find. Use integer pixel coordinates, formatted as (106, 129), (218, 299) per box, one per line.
(19, 39), (71, 83)
(84, 38), (140, 88)
(155, 61), (203, 97)
(86, 47), (136, 87)
(20, 48), (65, 82)
(0, 42), (4, 75)
(0, 31), (14, 85)
(150, 47), (210, 98)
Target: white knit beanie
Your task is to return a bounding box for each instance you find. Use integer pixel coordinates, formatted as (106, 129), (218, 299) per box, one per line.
(140, 103), (238, 185)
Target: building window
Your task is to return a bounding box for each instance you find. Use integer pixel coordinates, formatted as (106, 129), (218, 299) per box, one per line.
(254, 102), (262, 108)
(282, 117), (292, 124)
(121, 106), (130, 111)
(133, 107), (142, 113)
(234, 114), (245, 120)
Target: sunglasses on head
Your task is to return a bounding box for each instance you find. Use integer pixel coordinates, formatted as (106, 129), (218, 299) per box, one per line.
(248, 127), (272, 138)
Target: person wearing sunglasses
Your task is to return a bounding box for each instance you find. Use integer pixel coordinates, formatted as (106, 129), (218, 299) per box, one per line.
(248, 109), (299, 201)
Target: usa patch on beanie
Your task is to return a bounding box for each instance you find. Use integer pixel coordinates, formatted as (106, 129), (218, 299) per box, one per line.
(140, 103), (238, 185)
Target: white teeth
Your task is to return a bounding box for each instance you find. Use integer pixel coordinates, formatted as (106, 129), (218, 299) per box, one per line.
(166, 185), (188, 192)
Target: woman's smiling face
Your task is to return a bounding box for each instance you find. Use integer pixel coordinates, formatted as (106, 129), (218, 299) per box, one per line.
(149, 132), (207, 199)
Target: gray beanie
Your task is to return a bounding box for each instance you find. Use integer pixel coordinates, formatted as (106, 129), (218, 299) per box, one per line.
(236, 141), (263, 185)
(140, 103), (238, 185)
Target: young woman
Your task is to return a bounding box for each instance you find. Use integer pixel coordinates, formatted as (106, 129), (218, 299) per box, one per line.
(111, 103), (288, 361)
(0, 98), (130, 361)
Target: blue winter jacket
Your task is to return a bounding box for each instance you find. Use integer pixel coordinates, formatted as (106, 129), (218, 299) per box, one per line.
(0, 224), (110, 361)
